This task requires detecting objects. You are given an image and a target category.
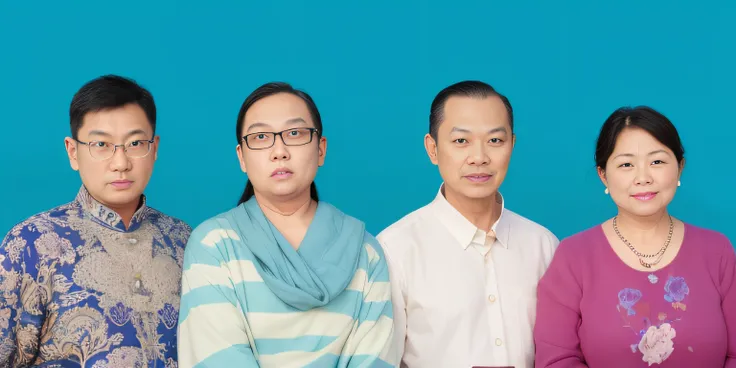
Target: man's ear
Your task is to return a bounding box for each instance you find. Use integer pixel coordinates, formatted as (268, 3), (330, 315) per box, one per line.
(152, 135), (160, 160)
(424, 133), (439, 165)
(64, 137), (80, 171)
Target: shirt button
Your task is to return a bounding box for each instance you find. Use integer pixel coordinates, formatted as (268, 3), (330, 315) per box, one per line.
(495, 338), (503, 346)
(128, 238), (138, 245)
(488, 294), (496, 303)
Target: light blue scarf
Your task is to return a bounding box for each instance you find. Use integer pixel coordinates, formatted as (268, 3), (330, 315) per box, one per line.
(229, 197), (366, 311)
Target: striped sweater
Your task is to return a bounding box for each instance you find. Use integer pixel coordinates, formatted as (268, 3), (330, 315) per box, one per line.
(177, 198), (397, 367)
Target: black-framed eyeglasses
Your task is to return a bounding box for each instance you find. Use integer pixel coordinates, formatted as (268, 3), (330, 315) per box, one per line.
(242, 127), (319, 150)
(75, 139), (155, 160)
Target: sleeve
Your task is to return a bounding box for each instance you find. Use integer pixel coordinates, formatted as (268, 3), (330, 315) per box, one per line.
(177, 223), (259, 368)
(543, 229), (562, 267)
(719, 236), (736, 367)
(0, 226), (45, 368)
(379, 236), (407, 363)
(533, 238), (588, 368)
(342, 235), (399, 368)
(549, 231), (561, 249)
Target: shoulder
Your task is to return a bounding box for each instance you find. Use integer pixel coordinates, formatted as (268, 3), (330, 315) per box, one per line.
(538, 226), (604, 290)
(682, 222), (734, 258)
(145, 207), (193, 240)
(376, 203), (434, 251)
(503, 208), (560, 246)
(375, 204), (437, 275)
(3, 201), (75, 243)
(553, 225), (605, 260)
(683, 222), (731, 244)
(187, 207), (244, 247)
(362, 231), (388, 266)
(319, 202), (390, 265)
(1, 202), (76, 267)
(181, 207), (247, 266)
(357, 232), (392, 285)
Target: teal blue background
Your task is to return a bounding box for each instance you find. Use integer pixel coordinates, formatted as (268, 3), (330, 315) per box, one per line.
(1, 1), (734, 243)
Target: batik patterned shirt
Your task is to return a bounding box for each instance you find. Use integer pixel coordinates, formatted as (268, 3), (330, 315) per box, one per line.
(0, 186), (191, 368)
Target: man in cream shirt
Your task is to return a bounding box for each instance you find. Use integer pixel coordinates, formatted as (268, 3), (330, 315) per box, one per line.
(377, 80), (559, 368)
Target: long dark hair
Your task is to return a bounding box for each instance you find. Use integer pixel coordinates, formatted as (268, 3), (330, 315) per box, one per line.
(236, 82), (323, 205)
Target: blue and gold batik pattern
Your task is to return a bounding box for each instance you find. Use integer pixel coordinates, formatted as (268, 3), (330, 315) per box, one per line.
(0, 186), (191, 368)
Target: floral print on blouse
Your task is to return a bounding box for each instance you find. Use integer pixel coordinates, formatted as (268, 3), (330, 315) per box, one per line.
(617, 275), (691, 365)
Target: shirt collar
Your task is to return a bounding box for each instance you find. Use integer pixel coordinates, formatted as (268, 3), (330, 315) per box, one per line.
(430, 184), (510, 250)
(75, 185), (149, 232)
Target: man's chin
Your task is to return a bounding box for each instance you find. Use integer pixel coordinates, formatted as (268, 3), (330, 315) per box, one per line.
(442, 183), (497, 200)
(458, 185), (499, 200)
(92, 189), (143, 209)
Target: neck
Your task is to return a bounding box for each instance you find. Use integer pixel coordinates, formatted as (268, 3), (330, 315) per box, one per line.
(254, 190), (315, 219)
(614, 208), (671, 249)
(443, 185), (501, 232)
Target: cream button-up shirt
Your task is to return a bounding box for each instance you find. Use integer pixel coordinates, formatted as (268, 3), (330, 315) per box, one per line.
(377, 186), (559, 368)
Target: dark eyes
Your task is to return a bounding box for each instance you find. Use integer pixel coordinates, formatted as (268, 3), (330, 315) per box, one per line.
(452, 138), (504, 144)
(618, 160), (666, 168)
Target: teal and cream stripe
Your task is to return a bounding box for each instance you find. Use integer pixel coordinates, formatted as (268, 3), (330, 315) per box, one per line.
(177, 222), (398, 367)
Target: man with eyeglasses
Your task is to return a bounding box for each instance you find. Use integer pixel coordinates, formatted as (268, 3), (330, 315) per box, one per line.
(0, 75), (191, 367)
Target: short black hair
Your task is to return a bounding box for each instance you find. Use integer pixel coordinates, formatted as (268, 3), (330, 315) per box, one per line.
(235, 82), (322, 205)
(69, 75), (156, 139)
(429, 80), (513, 139)
(595, 106), (685, 170)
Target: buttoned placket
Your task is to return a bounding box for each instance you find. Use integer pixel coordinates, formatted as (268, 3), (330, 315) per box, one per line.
(471, 230), (509, 363)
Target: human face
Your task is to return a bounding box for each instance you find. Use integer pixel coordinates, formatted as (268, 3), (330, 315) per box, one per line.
(64, 103), (159, 211)
(598, 127), (683, 218)
(425, 95), (515, 200)
(236, 93), (326, 202)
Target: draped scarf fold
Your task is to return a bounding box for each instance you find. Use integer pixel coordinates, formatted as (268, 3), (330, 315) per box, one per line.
(229, 198), (366, 310)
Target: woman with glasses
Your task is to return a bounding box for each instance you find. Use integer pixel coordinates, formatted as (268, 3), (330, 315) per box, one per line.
(177, 82), (397, 367)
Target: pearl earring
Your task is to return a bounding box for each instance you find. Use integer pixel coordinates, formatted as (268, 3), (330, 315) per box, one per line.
(604, 188), (609, 194)
(677, 180), (681, 187)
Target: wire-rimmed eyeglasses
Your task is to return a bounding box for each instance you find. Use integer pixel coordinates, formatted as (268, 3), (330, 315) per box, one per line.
(75, 139), (155, 160)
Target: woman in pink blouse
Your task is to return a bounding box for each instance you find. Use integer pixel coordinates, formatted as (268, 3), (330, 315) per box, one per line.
(534, 106), (735, 367)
